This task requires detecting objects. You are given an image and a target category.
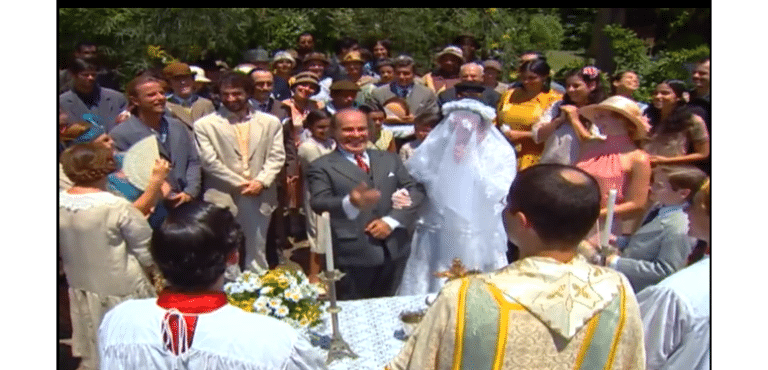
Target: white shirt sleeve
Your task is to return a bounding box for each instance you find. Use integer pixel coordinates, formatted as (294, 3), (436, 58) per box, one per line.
(284, 334), (328, 370)
(342, 195), (402, 229)
(342, 194), (360, 219)
(637, 286), (691, 370)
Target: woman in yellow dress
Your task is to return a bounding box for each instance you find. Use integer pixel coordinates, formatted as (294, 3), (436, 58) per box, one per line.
(497, 59), (563, 169)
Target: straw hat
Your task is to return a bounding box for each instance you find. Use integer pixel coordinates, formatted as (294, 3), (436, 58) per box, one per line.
(341, 51), (365, 65)
(578, 96), (648, 138)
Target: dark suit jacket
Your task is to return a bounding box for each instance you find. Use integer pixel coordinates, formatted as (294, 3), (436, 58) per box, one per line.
(437, 87), (501, 109)
(109, 115), (201, 197)
(368, 83), (439, 117)
(59, 86), (127, 132)
(308, 149), (425, 267)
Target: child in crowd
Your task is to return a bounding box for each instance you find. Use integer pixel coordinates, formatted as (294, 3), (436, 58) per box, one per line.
(400, 112), (439, 163)
(363, 104), (396, 153)
(297, 110), (336, 283)
(601, 165), (707, 292)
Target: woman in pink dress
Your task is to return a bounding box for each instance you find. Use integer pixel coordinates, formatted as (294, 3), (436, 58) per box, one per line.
(575, 96), (652, 234)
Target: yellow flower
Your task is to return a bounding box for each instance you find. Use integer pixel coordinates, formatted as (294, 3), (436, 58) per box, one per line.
(487, 8), (497, 14)
(147, 45), (162, 58)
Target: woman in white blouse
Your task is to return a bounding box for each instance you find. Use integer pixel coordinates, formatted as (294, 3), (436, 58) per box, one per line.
(59, 142), (158, 369)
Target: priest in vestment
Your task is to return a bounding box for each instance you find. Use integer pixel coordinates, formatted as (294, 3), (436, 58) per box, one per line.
(387, 164), (646, 370)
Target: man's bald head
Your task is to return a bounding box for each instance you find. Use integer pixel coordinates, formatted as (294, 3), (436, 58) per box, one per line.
(460, 63), (484, 83)
(506, 164), (601, 246)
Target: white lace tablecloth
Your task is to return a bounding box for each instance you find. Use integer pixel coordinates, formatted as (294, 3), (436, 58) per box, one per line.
(308, 294), (430, 369)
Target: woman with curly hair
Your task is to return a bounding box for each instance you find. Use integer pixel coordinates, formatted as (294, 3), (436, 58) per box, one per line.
(59, 142), (159, 369)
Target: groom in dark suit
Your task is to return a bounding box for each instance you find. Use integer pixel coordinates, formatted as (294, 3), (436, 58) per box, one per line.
(307, 108), (425, 300)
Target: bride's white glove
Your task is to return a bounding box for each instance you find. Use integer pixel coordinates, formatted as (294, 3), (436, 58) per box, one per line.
(391, 188), (412, 209)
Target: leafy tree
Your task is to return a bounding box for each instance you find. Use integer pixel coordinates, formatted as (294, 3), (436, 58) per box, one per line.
(603, 24), (709, 103)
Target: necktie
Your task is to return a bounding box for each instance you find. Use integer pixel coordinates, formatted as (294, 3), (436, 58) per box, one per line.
(355, 154), (369, 174)
(641, 207), (661, 226)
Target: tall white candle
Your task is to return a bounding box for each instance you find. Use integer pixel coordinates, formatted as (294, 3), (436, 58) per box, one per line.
(600, 189), (618, 248)
(321, 211), (335, 271)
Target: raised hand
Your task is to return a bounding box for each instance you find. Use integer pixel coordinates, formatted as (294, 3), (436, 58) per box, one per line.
(350, 182), (381, 211)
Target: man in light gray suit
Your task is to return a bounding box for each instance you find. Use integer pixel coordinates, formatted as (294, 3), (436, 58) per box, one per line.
(368, 55), (439, 118)
(308, 108), (425, 300)
(109, 74), (201, 228)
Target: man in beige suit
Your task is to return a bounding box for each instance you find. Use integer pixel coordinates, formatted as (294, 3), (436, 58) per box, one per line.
(194, 72), (286, 270)
(163, 62), (216, 132)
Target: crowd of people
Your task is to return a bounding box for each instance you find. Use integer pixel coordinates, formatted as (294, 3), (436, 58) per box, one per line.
(58, 32), (711, 369)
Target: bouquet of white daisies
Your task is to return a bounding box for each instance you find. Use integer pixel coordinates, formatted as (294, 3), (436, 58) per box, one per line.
(225, 264), (325, 330)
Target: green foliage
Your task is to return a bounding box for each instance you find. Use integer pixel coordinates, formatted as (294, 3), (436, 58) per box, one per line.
(603, 24), (709, 103)
(59, 8), (567, 88)
(558, 8), (597, 50)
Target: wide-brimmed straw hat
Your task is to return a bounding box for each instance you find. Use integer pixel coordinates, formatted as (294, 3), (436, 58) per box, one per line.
(579, 96), (648, 138)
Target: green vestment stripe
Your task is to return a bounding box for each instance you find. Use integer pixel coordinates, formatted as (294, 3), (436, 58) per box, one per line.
(577, 291), (623, 370)
(460, 278), (501, 370)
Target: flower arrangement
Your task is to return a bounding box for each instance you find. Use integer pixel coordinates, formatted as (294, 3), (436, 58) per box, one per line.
(224, 265), (325, 330)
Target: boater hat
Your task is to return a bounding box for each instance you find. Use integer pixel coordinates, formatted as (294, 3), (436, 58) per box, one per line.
(578, 96), (649, 139)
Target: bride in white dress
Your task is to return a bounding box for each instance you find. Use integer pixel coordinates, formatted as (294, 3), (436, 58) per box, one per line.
(397, 99), (517, 295)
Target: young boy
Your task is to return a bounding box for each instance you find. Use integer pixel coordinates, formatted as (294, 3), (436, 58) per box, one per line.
(603, 165), (707, 292)
(399, 112), (440, 162)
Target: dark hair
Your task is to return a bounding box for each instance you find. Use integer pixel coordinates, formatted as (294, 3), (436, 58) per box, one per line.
(374, 58), (393, 72)
(304, 109), (332, 129)
(562, 67), (605, 106)
(75, 40), (96, 52)
(334, 36), (359, 55)
(151, 201), (244, 291)
(297, 32), (314, 42)
(372, 39), (392, 56)
(60, 142), (117, 185)
(518, 59), (551, 92)
(610, 70), (638, 95)
(507, 164), (601, 246)
(414, 112), (441, 128)
(453, 35), (479, 48)
(645, 80), (694, 135)
(69, 58), (99, 74)
(519, 50), (546, 63)
(392, 55), (415, 70)
(657, 165), (708, 202)
(218, 71), (255, 96)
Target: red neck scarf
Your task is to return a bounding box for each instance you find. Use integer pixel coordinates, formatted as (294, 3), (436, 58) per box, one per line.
(156, 290), (228, 356)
